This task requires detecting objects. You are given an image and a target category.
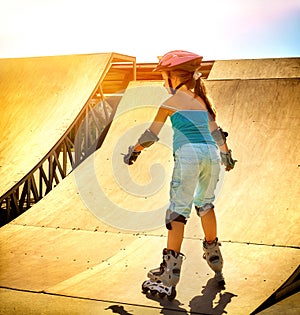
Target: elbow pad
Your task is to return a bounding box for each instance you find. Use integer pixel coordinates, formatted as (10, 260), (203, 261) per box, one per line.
(211, 127), (228, 146)
(138, 129), (159, 148)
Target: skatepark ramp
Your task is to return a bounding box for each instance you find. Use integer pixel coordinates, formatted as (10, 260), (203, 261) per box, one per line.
(0, 53), (136, 225)
(0, 58), (299, 314)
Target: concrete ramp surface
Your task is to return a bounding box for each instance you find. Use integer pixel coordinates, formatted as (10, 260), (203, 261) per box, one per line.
(0, 58), (299, 314)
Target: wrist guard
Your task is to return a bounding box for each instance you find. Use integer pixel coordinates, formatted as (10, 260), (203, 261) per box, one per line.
(138, 129), (159, 148)
(212, 127), (228, 146)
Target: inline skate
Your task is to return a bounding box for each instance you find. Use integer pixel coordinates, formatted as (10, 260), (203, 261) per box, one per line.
(203, 238), (225, 286)
(142, 248), (184, 300)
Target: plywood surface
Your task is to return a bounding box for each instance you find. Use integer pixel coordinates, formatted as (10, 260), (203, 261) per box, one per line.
(0, 288), (167, 315)
(1, 63), (299, 314)
(14, 79), (300, 245)
(205, 78), (300, 246)
(208, 57), (300, 79)
(0, 53), (112, 196)
(1, 218), (299, 314)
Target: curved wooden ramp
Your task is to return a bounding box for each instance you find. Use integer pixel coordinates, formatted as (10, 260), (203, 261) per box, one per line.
(1, 59), (300, 314)
(0, 53), (109, 196)
(0, 53), (135, 224)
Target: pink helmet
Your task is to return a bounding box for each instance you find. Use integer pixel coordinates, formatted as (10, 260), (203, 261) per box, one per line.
(154, 50), (203, 72)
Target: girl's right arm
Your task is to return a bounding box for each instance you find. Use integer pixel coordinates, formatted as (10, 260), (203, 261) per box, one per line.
(209, 120), (237, 171)
(133, 106), (173, 151)
(209, 121), (229, 153)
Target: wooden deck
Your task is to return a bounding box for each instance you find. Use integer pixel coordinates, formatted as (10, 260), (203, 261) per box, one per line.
(0, 57), (299, 314)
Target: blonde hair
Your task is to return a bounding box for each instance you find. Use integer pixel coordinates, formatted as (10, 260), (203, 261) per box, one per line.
(195, 78), (216, 120)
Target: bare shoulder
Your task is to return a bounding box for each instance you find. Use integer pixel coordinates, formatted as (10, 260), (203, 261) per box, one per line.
(162, 94), (182, 108)
(158, 95), (177, 115)
(163, 91), (206, 111)
(163, 95), (177, 106)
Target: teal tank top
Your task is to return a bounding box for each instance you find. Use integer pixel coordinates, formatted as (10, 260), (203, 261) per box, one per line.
(170, 110), (216, 152)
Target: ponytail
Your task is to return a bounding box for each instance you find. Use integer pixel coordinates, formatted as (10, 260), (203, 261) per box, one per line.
(194, 79), (216, 121)
(170, 69), (217, 120)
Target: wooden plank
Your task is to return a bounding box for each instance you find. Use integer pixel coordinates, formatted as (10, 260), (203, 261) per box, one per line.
(2, 221), (298, 314)
(0, 224), (138, 292)
(208, 58), (300, 79)
(203, 78), (300, 246)
(47, 233), (300, 315)
(0, 288), (165, 315)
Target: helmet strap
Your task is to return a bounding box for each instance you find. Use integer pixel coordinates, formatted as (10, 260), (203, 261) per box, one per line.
(175, 81), (187, 91)
(168, 78), (176, 95)
(168, 78), (189, 95)
(173, 80), (189, 94)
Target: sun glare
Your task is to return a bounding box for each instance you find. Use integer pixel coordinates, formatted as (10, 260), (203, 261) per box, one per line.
(1, 0), (299, 60)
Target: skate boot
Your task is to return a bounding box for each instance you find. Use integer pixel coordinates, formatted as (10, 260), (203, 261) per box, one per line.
(142, 248), (184, 300)
(203, 238), (225, 286)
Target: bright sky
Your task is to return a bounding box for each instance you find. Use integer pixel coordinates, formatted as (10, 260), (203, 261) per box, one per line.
(1, 0), (299, 62)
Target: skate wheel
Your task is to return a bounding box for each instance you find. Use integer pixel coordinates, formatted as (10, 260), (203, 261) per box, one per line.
(142, 287), (148, 294)
(158, 292), (166, 298)
(167, 287), (176, 301)
(215, 272), (225, 287)
(142, 280), (151, 294)
(150, 289), (157, 296)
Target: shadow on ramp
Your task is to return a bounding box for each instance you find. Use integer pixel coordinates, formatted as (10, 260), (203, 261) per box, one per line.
(189, 278), (237, 314)
(143, 277), (237, 314)
(143, 293), (188, 314)
(105, 304), (134, 315)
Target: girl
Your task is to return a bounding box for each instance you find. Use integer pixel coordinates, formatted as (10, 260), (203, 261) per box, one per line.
(124, 50), (236, 299)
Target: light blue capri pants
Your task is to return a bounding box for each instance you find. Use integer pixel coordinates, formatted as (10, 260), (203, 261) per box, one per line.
(166, 143), (221, 226)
